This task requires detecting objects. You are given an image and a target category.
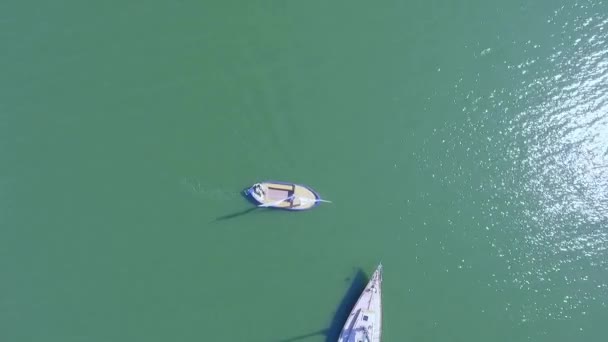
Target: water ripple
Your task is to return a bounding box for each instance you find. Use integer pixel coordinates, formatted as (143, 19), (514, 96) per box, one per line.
(428, 0), (608, 324)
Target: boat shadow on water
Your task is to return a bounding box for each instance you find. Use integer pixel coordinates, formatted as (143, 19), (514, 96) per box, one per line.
(211, 189), (265, 222)
(277, 269), (368, 342)
(212, 207), (260, 222)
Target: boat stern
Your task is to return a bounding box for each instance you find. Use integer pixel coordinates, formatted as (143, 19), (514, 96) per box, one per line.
(244, 183), (266, 204)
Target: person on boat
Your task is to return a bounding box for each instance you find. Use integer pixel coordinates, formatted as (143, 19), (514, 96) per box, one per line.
(253, 184), (265, 198)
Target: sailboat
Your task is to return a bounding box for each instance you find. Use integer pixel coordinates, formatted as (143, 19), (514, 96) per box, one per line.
(338, 264), (383, 342)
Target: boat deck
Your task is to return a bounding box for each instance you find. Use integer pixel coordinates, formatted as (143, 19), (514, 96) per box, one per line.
(255, 182), (318, 209)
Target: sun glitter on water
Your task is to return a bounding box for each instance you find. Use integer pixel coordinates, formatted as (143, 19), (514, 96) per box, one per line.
(425, 0), (608, 326)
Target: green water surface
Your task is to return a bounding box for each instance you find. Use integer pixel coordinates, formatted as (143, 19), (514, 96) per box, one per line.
(2, 1), (607, 341)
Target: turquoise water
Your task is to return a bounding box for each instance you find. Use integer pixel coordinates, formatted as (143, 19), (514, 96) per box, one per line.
(2, 1), (607, 341)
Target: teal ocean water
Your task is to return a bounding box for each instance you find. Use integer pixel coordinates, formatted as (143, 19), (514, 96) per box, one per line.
(2, 1), (607, 341)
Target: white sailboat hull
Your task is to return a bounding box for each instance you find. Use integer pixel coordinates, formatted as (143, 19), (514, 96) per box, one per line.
(338, 264), (383, 342)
